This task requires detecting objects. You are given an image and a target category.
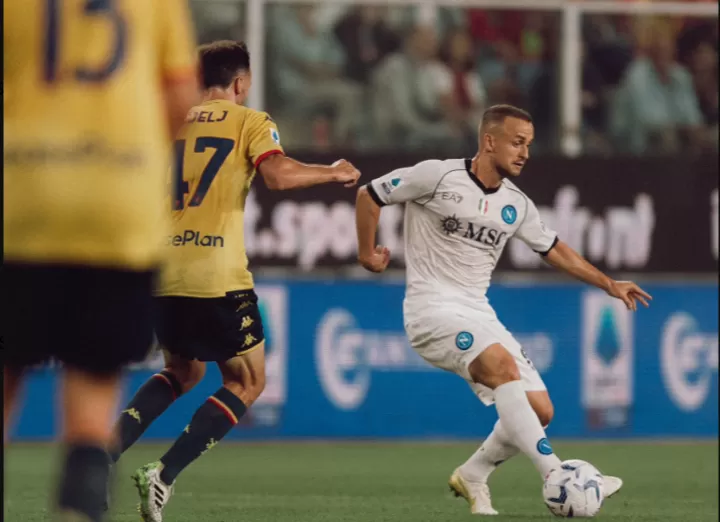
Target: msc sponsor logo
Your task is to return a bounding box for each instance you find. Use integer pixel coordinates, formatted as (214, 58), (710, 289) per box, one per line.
(661, 312), (718, 412)
(168, 230), (224, 248)
(440, 215), (508, 248)
(316, 308), (432, 410)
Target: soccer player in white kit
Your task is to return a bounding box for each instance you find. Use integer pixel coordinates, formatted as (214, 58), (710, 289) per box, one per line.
(354, 105), (652, 515)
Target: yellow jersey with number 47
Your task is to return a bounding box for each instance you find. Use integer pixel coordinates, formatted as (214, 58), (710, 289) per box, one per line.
(158, 100), (284, 298)
(4, 0), (197, 270)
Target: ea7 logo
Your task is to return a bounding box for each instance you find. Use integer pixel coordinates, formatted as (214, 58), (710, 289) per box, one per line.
(438, 191), (463, 204)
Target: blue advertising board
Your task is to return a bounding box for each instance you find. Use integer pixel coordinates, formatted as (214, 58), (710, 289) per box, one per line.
(9, 280), (718, 441)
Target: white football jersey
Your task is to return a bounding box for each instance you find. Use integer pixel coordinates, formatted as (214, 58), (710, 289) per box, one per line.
(367, 158), (558, 316)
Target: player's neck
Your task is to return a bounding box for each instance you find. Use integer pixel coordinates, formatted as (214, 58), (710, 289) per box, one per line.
(203, 88), (235, 103)
(471, 155), (503, 190)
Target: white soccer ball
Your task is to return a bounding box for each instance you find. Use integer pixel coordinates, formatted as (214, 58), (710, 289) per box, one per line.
(543, 459), (605, 518)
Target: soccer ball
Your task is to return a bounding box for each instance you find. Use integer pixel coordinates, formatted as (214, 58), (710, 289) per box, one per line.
(543, 459), (605, 518)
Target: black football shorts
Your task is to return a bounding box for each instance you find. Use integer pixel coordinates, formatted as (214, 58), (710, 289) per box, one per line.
(154, 289), (265, 362)
(2, 263), (156, 374)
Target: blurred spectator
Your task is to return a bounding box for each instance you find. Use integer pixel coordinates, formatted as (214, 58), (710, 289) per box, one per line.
(575, 41), (614, 155)
(611, 26), (704, 155)
(371, 25), (468, 152)
(468, 10), (547, 95)
(333, 6), (400, 85)
(521, 18), (562, 153)
(583, 15), (634, 87)
(677, 21), (718, 147)
(437, 28), (487, 130)
(687, 41), (719, 148)
(271, 5), (362, 147)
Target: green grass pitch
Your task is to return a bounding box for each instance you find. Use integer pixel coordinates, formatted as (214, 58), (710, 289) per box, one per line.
(4, 441), (718, 521)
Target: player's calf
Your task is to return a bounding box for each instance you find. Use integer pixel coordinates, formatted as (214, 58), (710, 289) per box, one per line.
(58, 367), (121, 522)
(467, 344), (561, 480)
(165, 356), (207, 394)
(527, 391), (554, 428)
(3, 365), (25, 442)
(219, 347), (267, 407)
(155, 344), (266, 488)
(109, 358), (203, 464)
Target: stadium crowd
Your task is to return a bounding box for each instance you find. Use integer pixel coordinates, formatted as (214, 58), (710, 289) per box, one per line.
(190, 1), (718, 155)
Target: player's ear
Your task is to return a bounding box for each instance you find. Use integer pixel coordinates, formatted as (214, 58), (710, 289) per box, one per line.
(482, 132), (495, 153)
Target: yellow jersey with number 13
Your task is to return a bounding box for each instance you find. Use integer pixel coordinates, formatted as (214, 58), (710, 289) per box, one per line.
(4, 0), (197, 270)
(158, 100), (284, 298)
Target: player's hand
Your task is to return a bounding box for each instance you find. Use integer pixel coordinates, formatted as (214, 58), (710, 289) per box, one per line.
(331, 159), (361, 187)
(606, 280), (652, 312)
(358, 246), (390, 273)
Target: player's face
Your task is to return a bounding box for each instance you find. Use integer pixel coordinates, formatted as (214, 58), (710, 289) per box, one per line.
(491, 118), (534, 177)
(233, 70), (252, 105)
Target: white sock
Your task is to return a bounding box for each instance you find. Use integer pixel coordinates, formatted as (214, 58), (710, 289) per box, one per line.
(459, 419), (520, 483)
(493, 381), (561, 479)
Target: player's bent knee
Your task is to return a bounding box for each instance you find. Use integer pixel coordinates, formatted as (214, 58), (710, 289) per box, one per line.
(536, 403), (554, 427)
(222, 375), (265, 407)
(165, 359), (206, 394)
(219, 350), (267, 407)
(528, 392), (554, 427)
(467, 343), (521, 389)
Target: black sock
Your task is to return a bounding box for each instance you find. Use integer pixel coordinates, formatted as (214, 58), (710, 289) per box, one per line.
(159, 387), (246, 485)
(109, 370), (183, 463)
(57, 444), (110, 522)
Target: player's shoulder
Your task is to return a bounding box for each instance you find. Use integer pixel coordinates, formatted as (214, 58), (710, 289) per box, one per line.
(500, 178), (536, 211)
(500, 178), (529, 198)
(411, 158), (467, 178)
(242, 107), (276, 125)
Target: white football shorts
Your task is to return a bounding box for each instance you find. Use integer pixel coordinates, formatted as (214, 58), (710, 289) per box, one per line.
(404, 305), (546, 405)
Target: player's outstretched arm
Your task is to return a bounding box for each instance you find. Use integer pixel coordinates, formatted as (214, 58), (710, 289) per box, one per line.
(258, 156), (360, 190)
(355, 186), (390, 273)
(545, 240), (652, 312)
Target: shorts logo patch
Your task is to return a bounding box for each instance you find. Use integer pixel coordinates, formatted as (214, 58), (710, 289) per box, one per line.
(455, 331), (474, 351)
(240, 316), (254, 330)
(536, 437), (553, 455)
(501, 205), (517, 225)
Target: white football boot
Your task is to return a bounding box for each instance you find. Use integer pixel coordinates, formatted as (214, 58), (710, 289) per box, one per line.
(448, 468), (499, 516)
(603, 475), (623, 499)
(132, 462), (174, 522)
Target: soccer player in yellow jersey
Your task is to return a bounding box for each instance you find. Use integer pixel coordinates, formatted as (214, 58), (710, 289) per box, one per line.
(3, 1), (199, 520)
(107, 40), (360, 520)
